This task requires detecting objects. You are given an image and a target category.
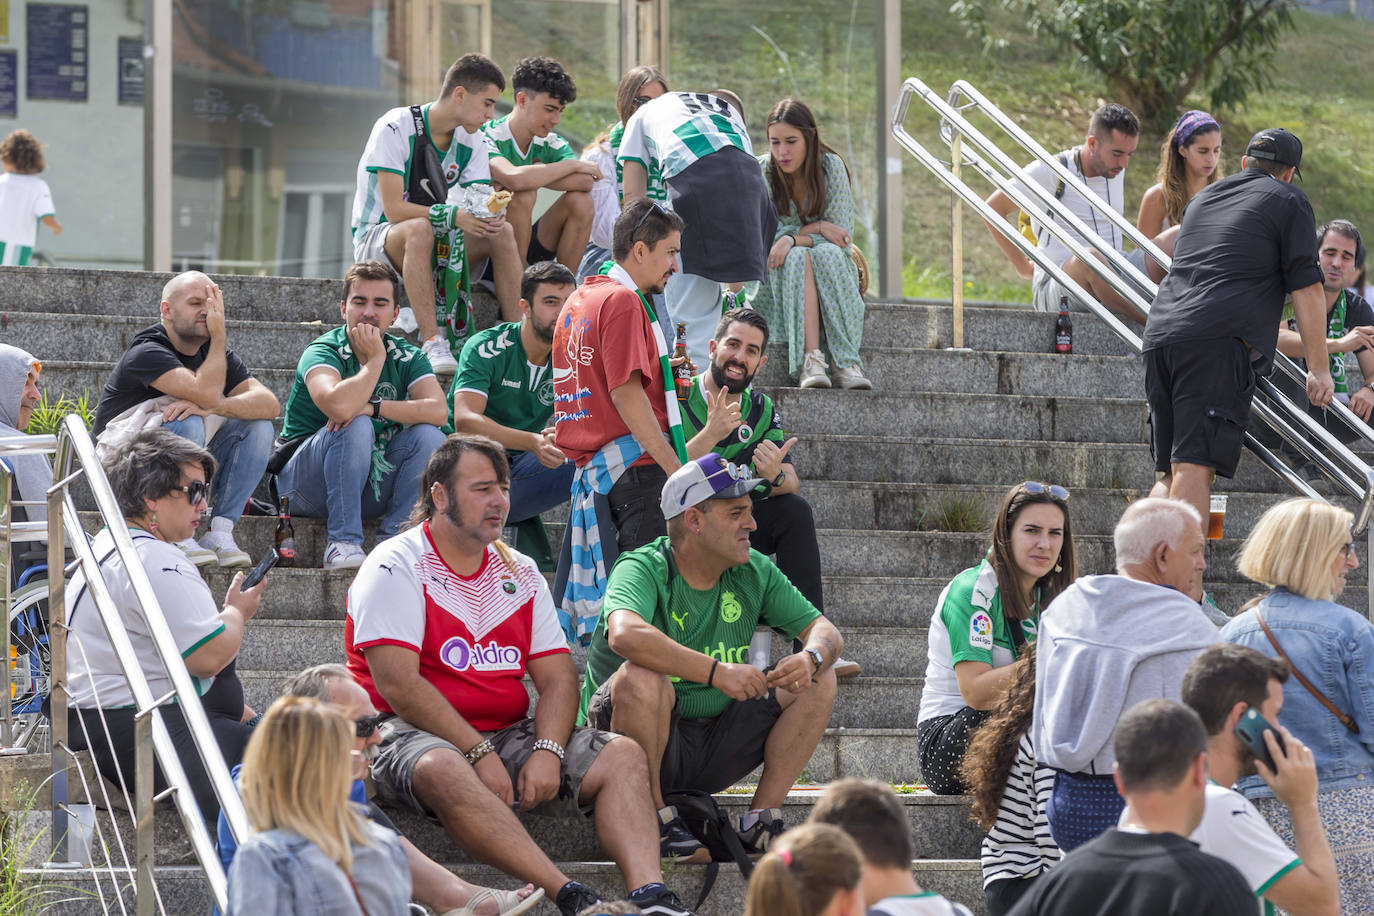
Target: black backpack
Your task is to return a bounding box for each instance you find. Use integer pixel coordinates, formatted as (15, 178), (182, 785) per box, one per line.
(663, 790), (754, 909)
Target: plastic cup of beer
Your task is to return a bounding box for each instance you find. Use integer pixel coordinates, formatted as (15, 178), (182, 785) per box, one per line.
(1208, 495), (1227, 540)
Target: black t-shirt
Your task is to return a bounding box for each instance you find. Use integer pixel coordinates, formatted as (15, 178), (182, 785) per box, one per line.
(1142, 170), (1323, 373)
(1006, 829), (1255, 916)
(93, 324), (252, 436)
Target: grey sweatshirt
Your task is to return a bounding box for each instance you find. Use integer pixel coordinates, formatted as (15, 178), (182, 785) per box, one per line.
(1033, 573), (1222, 774)
(0, 343), (50, 524)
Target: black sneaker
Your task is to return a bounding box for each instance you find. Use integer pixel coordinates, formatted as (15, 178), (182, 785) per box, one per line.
(737, 807), (786, 856)
(629, 883), (696, 916)
(658, 805), (710, 863)
(555, 880), (601, 916)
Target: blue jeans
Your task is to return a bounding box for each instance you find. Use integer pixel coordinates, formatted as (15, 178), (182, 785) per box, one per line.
(276, 420), (447, 546)
(162, 416), (273, 525)
(507, 450), (574, 524)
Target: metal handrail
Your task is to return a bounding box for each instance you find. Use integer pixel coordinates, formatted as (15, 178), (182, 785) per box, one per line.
(0, 416), (250, 913)
(891, 76), (1374, 553)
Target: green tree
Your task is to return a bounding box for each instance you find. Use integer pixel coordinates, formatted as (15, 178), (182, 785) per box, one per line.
(951, 0), (1299, 122)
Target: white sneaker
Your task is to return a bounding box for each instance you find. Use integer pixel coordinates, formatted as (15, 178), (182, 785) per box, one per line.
(799, 349), (831, 389)
(833, 657), (863, 679)
(833, 364), (872, 390)
(323, 541), (367, 570)
(421, 335), (458, 375)
(177, 537), (218, 568)
(199, 531), (252, 568)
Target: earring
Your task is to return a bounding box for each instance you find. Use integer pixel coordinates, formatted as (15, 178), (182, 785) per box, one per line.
(149, 510), (158, 534)
(1054, 561), (1063, 573)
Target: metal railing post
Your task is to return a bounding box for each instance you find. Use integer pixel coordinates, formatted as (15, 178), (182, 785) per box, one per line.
(46, 471), (69, 863)
(135, 710), (155, 916)
(950, 129), (965, 349)
(1, 461), (13, 749)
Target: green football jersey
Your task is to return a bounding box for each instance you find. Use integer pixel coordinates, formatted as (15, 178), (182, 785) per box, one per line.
(446, 321), (554, 446)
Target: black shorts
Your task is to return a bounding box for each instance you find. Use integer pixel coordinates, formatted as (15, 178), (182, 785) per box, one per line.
(528, 217), (558, 264)
(587, 668), (783, 795)
(1143, 337), (1256, 479)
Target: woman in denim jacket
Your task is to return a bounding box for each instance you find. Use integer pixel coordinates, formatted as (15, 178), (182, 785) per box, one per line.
(227, 696), (410, 915)
(1222, 497), (1374, 911)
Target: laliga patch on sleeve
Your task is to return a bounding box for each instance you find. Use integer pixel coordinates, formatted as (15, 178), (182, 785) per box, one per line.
(968, 612), (994, 650)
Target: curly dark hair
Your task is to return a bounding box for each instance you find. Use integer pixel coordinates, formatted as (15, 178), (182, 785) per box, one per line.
(512, 56), (576, 106)
(961, 642), (1037, 830)
(0, 130), (45, 174)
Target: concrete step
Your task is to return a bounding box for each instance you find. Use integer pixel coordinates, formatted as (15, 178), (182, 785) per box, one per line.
(15, 783), (980, 869)
(19, 860), (988, 915)
(233, 620), (922, 680)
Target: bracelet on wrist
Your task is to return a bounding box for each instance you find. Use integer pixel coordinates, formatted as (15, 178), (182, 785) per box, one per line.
(464, 738), (496, 766)
(532, 738), (566, 761)
(707, 659), (720, 687)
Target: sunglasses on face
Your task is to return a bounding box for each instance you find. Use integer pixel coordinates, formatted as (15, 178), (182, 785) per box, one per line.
(355, 714), (384, 739)
(1340, 541), (1357, 559)
(632, 94), (654, 108)
(1020, 480), (1070, 502)
(169, 480), (211, 507)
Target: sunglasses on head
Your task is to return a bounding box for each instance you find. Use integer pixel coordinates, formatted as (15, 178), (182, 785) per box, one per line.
(170, 480), (211, 507)
(1019, 481), (1069, 502)
(355, 714), (384, 739)
(629, 198), (670, 240)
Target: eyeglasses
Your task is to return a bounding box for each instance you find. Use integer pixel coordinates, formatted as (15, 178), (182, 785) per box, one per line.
(632, 94), (654, 108)
(1020, 481), (1070, 502)
(355, 714), (384, 739)
(1340, 541), (1357, 559)
(629, 198), (669, 240)
(169, 480), (211, 507)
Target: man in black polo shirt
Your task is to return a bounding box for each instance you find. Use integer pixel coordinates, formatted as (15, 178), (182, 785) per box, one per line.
(1007, 700), (1255, 916)
(680, 307), (859, 678)
(1141, 128), (1333, 522)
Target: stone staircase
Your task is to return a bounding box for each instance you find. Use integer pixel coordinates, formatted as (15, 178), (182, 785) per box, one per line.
(0, 265), (1357, 914)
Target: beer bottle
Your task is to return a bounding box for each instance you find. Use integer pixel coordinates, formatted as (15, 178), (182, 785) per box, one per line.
(672, 322), (695, 401)
(1055, 298), (1073, 354)
(274, 497), (296, 567)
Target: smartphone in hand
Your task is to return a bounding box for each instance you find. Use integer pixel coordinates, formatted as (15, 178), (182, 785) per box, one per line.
(1234, 706), (1287, 772)
(240, 548), (279, 590)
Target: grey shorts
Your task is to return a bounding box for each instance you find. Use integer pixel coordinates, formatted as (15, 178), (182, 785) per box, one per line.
(587, 665), (783, 795)
(353, 222), (393, 265)
(1033, 249), (1149, 313)
(369, 715), (618, 819)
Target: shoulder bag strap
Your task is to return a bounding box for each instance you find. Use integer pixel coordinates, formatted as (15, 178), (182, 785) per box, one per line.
(1257, 612), (1359, 734)
(345, 872), (371, 916)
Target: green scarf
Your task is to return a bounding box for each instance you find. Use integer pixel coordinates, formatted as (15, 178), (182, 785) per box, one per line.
(1329, 290), (1348, 397)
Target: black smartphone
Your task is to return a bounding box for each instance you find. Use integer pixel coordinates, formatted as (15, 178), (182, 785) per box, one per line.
(1234, 706), (1287, 772)
(240, 548), (279, 589)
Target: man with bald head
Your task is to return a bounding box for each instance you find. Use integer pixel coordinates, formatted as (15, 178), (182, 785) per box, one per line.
(94, 271), (279, 567)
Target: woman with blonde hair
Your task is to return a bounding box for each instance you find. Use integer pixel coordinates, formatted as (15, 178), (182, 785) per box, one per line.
(226, 696), (410, 915)
(1135, 110), (1222, 237)
(1222, 497), (1374, 912)
(744, 822), (864, 916)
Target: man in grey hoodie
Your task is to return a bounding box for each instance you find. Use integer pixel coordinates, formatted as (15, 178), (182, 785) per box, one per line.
(1032, 497), (1221, 853)
(0, 342), (50, 577)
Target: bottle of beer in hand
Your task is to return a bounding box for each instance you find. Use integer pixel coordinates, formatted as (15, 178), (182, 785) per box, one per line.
(1055, 297), (1073, 354)
(274, 497), (296, 567)
(673, 322), (695, 401)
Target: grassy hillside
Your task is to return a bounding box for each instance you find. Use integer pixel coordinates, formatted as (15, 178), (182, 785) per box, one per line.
(492, 0), (1372, 302)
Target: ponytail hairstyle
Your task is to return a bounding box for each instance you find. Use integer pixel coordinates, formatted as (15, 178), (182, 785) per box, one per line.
(1154, 110), (1222, 226)
(744, 823), (863, 916)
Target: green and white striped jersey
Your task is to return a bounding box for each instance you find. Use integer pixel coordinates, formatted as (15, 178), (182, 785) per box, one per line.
(482, 115), (574, 168)
(351, 103), (491, 236)
(617, 92), (753, 204)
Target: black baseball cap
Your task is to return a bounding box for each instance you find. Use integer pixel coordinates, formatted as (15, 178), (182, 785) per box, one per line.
(1245, 128), (1303, 181)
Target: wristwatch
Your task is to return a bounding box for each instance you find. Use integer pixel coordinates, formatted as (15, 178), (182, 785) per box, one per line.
(805, 647), (825, 676)
(770, 470), (786, 488)
(369, 395), (382, 418)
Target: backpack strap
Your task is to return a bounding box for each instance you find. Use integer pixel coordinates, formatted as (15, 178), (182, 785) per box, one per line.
(1033, 152), (1071, 241)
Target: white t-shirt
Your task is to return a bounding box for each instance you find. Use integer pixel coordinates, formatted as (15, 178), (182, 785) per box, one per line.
(0, 172), (54, 252)
(1013, 148), (1125, 281)
(351, 104), (491, 236)
(617, 91), (753, 204)
(1118, 781), (1298, 916)
(66, 528), (225, 708)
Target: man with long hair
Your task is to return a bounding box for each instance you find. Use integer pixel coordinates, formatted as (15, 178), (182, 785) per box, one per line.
(346, 434), (698, 916)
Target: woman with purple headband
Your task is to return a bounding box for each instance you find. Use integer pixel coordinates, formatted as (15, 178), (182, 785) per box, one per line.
(1136, 110), (1223, 238)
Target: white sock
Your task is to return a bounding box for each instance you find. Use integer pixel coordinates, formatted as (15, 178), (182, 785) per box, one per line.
(209, 517), (234, 537)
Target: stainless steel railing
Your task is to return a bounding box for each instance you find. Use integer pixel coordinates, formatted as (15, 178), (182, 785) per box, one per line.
(891, 75), (1374, 612)
(2, 415), (250, 913)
